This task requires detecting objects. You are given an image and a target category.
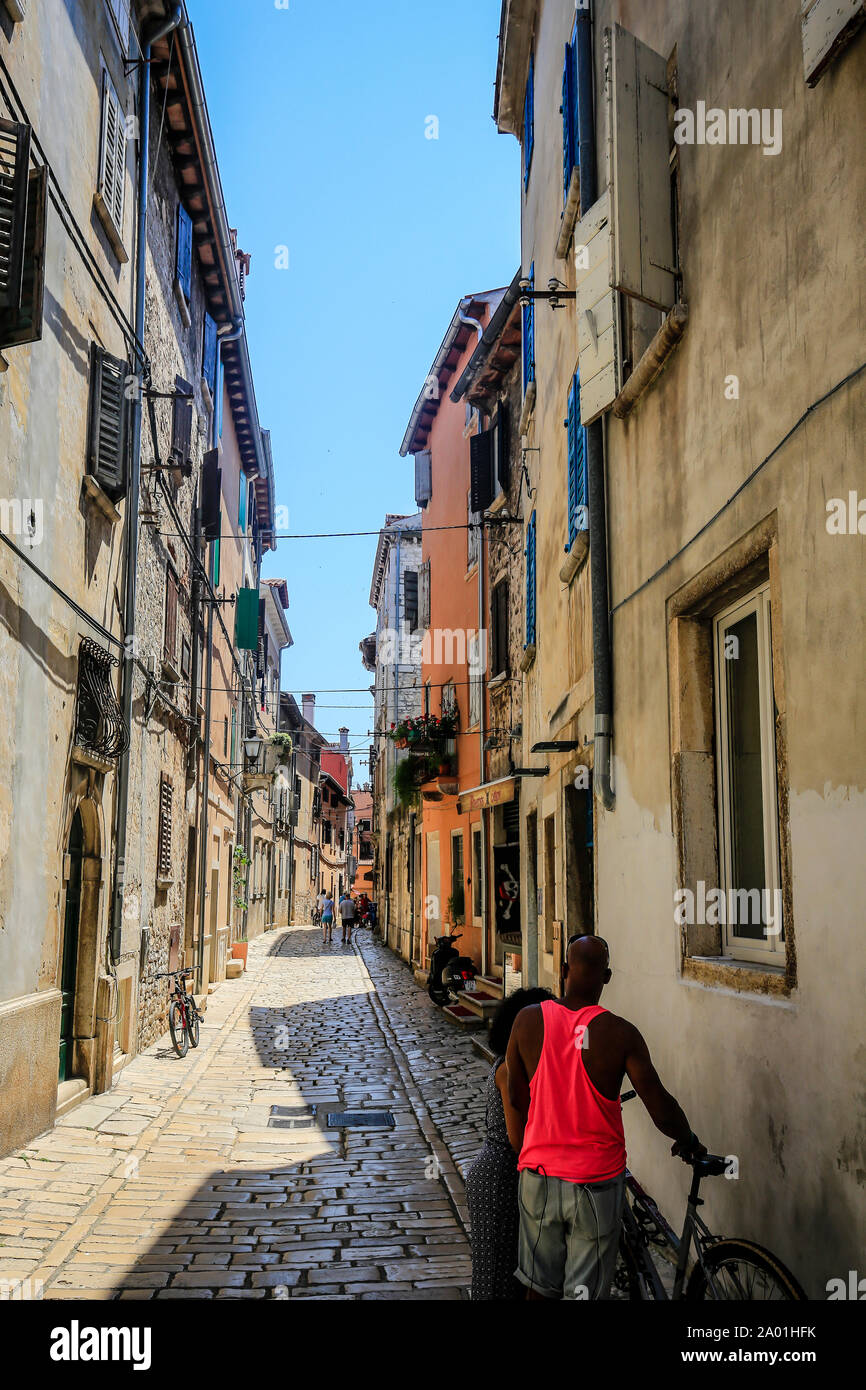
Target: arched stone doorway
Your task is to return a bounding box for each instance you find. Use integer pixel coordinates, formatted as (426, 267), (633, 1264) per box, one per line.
(58, 790), (110, 1093)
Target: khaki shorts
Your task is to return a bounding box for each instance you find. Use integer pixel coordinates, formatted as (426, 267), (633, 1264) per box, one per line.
(516, 1168), (625, 1300)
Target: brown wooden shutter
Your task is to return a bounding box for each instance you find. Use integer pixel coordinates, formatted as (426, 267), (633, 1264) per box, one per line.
(404, 570), (419, 631)
(493, 580), (510, 676)
(163, 565), (178, 667)
(470, 430), (494, 512)
(200, 447), (222, 540)
(171, 375), (193, 467)
(0, 117), (31, 311)
(88, 343), (130, 500)
(0, 165), (48, 351)
(495, 401), (510, 492)
(157, 777), (173, 880)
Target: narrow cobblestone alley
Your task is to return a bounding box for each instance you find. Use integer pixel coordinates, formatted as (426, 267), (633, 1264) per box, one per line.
(0, 928), (490, 1301)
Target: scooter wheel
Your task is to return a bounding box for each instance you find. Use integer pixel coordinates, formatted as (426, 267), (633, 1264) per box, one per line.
(428, 980), (448, 1006)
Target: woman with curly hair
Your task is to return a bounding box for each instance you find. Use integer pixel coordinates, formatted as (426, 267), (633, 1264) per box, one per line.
(465, 986), (553, 1300)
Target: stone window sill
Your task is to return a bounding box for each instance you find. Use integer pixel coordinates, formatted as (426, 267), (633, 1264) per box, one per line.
(682, 954), (791, 998)
(488, 672), (508, 690)
(71, 744), (116, 774)
(156, 876), (173, 891)
(174, 280), (192, 329)
(520, 642), (536, 672)
(559, 532), (589, 586)
(519, 381), (537, 436)
(93, 191), (129, 264)
(555, 167), (581, 260)
(82, 474), (122, 525)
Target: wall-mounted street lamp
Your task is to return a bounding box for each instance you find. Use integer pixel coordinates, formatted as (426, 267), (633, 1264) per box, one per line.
(243, 730), (264, 771)
(518, 277), (576, 311)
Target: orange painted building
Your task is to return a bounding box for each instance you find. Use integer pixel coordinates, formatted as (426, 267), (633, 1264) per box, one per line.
(400, 291), (506, 972)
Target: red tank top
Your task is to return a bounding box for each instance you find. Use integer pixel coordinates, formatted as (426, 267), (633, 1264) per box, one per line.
(518, 1000), (627, 1183)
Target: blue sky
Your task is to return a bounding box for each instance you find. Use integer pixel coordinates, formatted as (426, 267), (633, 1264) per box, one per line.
(189, 0), (520, 777)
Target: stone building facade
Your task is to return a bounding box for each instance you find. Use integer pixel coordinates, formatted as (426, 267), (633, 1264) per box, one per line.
(0, 0), (142, 1153)
(363, 514), (423, 961)
(494, 0), (866, 1295)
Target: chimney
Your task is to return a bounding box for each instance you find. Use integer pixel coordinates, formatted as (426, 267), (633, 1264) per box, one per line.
(302, 693), (315, 725)
(339, 727), (349, 754)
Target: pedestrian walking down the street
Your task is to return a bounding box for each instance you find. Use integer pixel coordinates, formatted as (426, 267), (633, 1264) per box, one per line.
(465, 987), (553, 1301)
(506, 936), (705, 1301)
(313, 890), (325, 928)
(339, 891), (357, 943)
(320, 894), (335, 943)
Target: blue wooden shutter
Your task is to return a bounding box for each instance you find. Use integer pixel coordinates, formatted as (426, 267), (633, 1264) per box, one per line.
(524, 51), (535, 188)
(567, 371), (588, 550)
(176, 203), (193, 302)
(562, 43), (576, 205)
(238, 476), (247, 533)
(525, 510), (537, 649)
(202, 312), (217, 395)
(567, 374), (578, 550)
(215, 355), (224, 438)
(522, 262), (535, 393)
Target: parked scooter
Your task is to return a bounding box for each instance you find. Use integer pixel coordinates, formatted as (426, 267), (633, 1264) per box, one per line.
(427, 931), (478, 1006)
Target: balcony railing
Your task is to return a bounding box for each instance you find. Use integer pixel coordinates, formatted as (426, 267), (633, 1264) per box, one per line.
(74, 638), (129, 763)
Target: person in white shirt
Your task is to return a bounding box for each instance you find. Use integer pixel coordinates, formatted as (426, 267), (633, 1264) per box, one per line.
(339, 892), (357, 944)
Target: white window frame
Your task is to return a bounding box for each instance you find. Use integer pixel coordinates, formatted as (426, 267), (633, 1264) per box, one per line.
(713, 584), (783, 963)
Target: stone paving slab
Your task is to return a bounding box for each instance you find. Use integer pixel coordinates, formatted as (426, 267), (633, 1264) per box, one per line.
(0, 924), (488, 1300)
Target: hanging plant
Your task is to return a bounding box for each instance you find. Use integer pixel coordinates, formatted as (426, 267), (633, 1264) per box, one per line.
(232, 845), (250, 916)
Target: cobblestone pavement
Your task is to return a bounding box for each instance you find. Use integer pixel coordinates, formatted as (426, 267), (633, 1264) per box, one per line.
(0, 925), (490, 1301)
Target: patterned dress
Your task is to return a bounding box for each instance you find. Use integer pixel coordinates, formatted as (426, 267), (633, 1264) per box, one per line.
(465, 1059), (522, 1300)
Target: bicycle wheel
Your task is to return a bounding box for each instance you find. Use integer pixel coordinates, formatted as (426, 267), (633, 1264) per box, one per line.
(687, 1240), (806, 1301)
(613, 1233), (643, 1300)
(187, 1003), (200, 1048)
(169, 1000), (189, 1057)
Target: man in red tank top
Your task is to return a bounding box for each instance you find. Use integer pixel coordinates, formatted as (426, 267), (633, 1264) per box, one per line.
(505, 935), (703, 1300)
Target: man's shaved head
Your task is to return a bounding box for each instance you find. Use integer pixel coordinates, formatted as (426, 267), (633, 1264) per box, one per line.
(562, 934), (611, 1000)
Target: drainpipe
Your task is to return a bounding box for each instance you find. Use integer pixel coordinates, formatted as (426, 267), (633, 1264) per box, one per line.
(577, 2), (615, 811)
(478, 484), (487, 978)
(109, 5), (183, 964)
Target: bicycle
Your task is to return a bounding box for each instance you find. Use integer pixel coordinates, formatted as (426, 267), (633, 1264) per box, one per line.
(615, 1091), (806, 1301)
(155, 968), (203, 1058)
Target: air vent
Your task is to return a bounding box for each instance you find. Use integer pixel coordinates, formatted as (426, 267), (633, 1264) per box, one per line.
(326, 1111), (395, 1129)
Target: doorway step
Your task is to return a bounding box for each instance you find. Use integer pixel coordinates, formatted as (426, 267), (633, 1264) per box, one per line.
(457, 988), (501, 1023)
(56, 1078), (90, 1120)
(441, 1002), (485, 1029)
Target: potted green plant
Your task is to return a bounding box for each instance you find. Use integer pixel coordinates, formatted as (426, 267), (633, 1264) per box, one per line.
(231, 846), (250, 967)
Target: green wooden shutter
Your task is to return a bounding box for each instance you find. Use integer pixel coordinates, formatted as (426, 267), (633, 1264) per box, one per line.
(235, 586), (260, 651)
(88, 344), (129, 500)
